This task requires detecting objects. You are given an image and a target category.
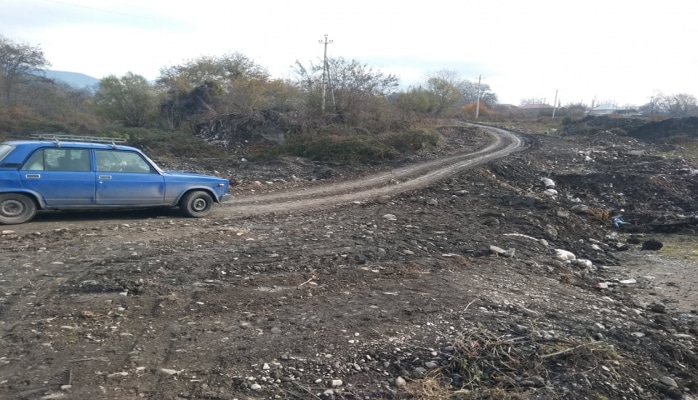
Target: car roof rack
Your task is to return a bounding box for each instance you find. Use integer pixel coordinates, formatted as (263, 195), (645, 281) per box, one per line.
(29, 133), (127, 148)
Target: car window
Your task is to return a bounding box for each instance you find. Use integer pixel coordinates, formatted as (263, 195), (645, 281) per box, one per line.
(0, 144), (13, 162)
(23, 148), (91, 172)
(96, 150), (152, 173)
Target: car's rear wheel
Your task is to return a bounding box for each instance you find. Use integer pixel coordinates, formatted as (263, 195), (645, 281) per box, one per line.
(180, 191), (213, 218)
(0, 193), (37, 224)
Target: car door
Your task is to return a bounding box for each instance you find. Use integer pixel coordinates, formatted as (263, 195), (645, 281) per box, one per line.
(94, 150), (165, 205)
(20, 148), (95, 206)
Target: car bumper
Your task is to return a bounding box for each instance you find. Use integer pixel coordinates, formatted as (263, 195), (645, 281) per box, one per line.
(219, 193), (233, 203)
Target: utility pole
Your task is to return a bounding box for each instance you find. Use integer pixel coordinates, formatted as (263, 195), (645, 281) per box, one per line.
(475, 75), (482, 119)
(318, 34), (332, 113)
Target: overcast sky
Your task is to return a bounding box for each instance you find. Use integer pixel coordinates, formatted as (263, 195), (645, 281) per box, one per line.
(2, 0), (696, 106)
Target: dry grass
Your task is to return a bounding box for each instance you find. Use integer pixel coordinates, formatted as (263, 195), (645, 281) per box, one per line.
(402, 329), (626, 399)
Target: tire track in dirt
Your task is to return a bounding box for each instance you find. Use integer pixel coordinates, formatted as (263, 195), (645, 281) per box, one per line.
(225, 125), (524, 215)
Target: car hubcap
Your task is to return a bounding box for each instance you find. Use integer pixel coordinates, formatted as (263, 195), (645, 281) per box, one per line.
(192, 198), (207, 211)
(1, 199), (24, 217)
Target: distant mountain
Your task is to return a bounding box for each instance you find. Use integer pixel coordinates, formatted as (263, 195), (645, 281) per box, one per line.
(42, 70), (100, 90)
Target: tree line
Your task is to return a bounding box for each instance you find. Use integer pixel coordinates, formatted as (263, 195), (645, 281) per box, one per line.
(2, 34), (696, 138)
(0, 35), (498, 136)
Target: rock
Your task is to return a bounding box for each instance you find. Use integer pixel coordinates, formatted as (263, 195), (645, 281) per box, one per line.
(615, 243), (629, 251)
(650, 303), (667, 313)
(426, 198), (438, 206)
(250, 383), (262, 390)
(556, 210), (570, 218)
(571, 259), (592, 268)
(660, 376), (678, 388)
(160, 368), (179, 375)
(541, 178), (555, 188)
(395, 376), (407, 388)
(424, 361), (438, 369)
(641, 239), (663, 251)
(554, 249), (576, 261)
(627, 235), (641, 244)
(543, 188), (558, 198)
(489, 245), (507, 256)
(570, 204), (589, 213)
(544, 224), (558, 238)
(382, 214), (397, 221)
(330, 379), (343, 387)
(632, 298), (648, 309)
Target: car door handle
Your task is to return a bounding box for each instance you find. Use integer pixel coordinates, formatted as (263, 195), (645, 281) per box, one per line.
(25, 174), (41, 179)
(99, 175), (112, 180)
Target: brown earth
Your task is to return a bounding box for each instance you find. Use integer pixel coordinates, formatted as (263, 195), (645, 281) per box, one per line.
(1, 122), (698, 400)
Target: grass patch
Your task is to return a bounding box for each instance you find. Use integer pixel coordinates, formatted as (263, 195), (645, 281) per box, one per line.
(656, 235), (698, 262)
(258, 129), (440, 165)
(105, 128), (229, 160)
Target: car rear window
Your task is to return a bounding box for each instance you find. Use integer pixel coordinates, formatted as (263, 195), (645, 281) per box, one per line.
(0, 144), (13, 162)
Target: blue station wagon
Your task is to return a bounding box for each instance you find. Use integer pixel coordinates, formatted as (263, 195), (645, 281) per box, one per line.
(0, 135), (232, 224)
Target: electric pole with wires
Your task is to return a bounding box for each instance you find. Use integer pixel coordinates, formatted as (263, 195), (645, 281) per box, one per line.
(318, 34), (333, 113)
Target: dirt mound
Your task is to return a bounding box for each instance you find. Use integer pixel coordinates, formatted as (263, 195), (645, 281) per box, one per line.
(563, 115), (698, 143)
(630, 117), (698, 141)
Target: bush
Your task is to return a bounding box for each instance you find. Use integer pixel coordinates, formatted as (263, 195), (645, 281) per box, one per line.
(111, 128), (228, 159)
(381, 130), (439, 153)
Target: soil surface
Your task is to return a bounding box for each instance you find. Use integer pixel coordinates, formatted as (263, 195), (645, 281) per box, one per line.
(1, 121), (698, 400)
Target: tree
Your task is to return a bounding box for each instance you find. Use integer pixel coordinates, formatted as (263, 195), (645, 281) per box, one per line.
(0, 35), (51, 104)
(425, 71), (462, 116)
(157, 53), (279, 127)
(416, 70), (498, 116)
(458, 80), (498, 107)
(158, 53), (268, 91)
(394, 86), (434, 115)
(666, 93), (698, 117)
(294, 57), (399, 124)
(93, 73), (160, 127)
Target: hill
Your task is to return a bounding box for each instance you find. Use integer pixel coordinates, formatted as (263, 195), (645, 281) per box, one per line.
(43, 69), (100, 89)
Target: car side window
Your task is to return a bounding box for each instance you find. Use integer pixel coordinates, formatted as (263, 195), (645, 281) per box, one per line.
(23, 149), (91, 171)
(96, 150), (152, 173)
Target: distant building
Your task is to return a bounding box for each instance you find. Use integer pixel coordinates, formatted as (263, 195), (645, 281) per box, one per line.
(589, 104), (617, 116)
(518, 103), (555, 116)
(589, 103), (639, 116)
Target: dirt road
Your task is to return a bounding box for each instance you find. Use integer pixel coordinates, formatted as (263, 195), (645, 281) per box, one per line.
(1, 125), (696, 400)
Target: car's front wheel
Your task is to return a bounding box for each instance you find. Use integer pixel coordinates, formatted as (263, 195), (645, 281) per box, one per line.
(0, 193), (37, 224)
(179, 191), (213, 218)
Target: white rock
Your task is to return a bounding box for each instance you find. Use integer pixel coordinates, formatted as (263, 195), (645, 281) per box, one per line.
(543, 189), (558, 197)
(541, 178), (555, 188)
(554, 249), (576, 261)
(395, 376), (407, 387)
(382, 214), (397, 221)
(160, 368), (179, 375)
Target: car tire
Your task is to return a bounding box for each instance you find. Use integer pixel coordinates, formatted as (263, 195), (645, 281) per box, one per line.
(0, 193), (37, 224)
(180, 191), (213, 218)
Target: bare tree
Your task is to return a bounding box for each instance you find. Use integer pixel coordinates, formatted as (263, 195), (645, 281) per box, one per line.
(667, 93), (698, 117)
(294, 57), (399, 124)
(0, 35), (51, 104)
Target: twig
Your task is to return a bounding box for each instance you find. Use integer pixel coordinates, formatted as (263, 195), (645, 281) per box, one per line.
(540, 341), (603, 359)
(463, 298), (478, 312)
(297, 277), (315, 288)
(292, 381), (322, 399)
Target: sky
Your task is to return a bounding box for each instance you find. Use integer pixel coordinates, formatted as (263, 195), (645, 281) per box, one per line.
(2, 0), (697, 107)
